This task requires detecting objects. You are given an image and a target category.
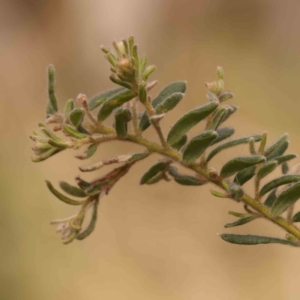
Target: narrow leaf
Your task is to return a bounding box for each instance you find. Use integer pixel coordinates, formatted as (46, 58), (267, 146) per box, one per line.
(70, 108), (85, 128)
(292, 211), (300, 222)
(264, 133), (288, 157)
(206, 135), (262, 162)
(208, 108), (227, 130)
(220, 155), (266, 178)
(219, 92), (234, 102)
(47, 65), (58, 115)
(167, 101), (219, 145)
(32, 148), (60, 162)
(155, 92), (184, 115)
(264, 190), (277, 208)
(64, 99), (75, 119)
(182, 130), (218, 164)
(211, 190), (227, 198)
(76, 200), (99, 240)
(140, 161), (170, 185)
(63, 124), (89, 139)
(75, 144), (98, 160)
(282, 162), (289, 174)
(145, 172), (165, 185)
(168, 166), (205, 186)
(220, 234), (298, 246)
(114, 107), (132, 137)
(225, 216), (255, 228)
(46, 181), (84, 205)
(273, 154), (297, 165)
(259, 175), (300, 196)
(139, 81), (186, 131)
(234, 166), (256, 185)
(257, 161), (278, 179)
(97, 91), (135, 121)
(59, 181), (87, 198)
(210, 127), (235, 146)
(170, 134), (187, 151)
(219, 105), (238, 124)
(88, 87), (125, 111)
(267, 140), (289, 160)
(271, 182), (300, 216)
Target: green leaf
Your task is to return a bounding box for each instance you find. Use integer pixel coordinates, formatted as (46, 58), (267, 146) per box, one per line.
(234, 166), (256, 185)
(225, 216), (255, 228)
(271, 182), (300, 216)
(259, 175), (300, 197)
(206, 135), (262, 162)
(292, 211), (300, 222)
(219, 92), (234, 102)
(272, 154), (297, 165)
(264, 133), (288, 157)
(46, 65), (58, 115)
(46, 181), (85, 205)
(220, 155), (266, 178)
(70, 108), (85, 128)
(267, 140), (289, 160)
(127, 153), (149, 163)
(114, 107), (132, 137)
(282, 162), (289, 174)
(88, 87), (126, 111)
(32, 148), (60, 162)
(264, 190), (277, 208)
(77, 200), (99, 240)
(140, 161), (170, 185)
(210, 127), (235, 146)
(64, 99), (75, 119)
(97, 91), (135, 121)
(139, 81), (186, 131)
(167, 101), (219, 145)
(59, 181), (87, 198)
(219, 105), (238, 124)
(170, 134), (187, 151)
(257, 161), (278, 179)
(211, 190), (227, 198)
(208, 108), (227, 130)
(220, 234), (298, 247)
(182, 130), (218, 164)
(155, 92), (184, 115)
(145, 172), (165, 185)
(168, 166), (205, 186)
(63, 124), (89, 139)
(75, 144), (98, 160)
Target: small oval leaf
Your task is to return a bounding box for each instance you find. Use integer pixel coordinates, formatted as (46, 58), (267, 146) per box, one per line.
(75, 144), (98, 160)
(220, 155), (266, 178)
(257, 161), (278, 179)
(208, 108), (227, 130)
(292, 211), (300, 222)
(264, 190), (277, 208)
(234, 166), (256, 186)
(59, 181), (87, 198)
(224, 216), (255, 228)
(259, 175), (300, 197)
(140, 161), (170, 185)
(210, 127), (235, 146)
(155, 92), (184, 115)
(70, 108), (85, 128)
(139, 81), (186, 131)
(167, 101), (219, 145)
(271, 182), (300, 216)
(264, 133), (288, 157)
(220, 234), (298, 246)
(64, 99), (75, 119)
(206, 135), (262, 162)
(63, 124), (89, 139)
(182, 130), (218, 164)
(272, 154), (297, 165)
(168, 166), (205, 186)
(114, 107), (132, 137)
(170, 134), (188, 151)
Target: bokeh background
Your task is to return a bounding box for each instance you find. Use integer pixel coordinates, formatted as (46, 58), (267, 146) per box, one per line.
(1, 0), (300, 299)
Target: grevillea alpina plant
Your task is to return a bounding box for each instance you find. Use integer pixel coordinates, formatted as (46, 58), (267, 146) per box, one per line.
(31, 37), (300, 247)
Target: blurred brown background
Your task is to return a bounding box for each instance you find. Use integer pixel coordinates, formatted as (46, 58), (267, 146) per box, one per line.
(1, 0), (300, 299)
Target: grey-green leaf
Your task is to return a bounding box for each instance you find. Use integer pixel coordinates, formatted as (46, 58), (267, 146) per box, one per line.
(114, 107), (132, 137)
(182, 130), (218, 164)
(88, 87), (126, 111)
(170, 134), (188, 151)
(64, 99), (75, 119)
(272, 154), (297, 166)
(219, 92), (234, 102)
(220, 234), (298, 247)
(259, 175), (300, 197)
(234, 166), (256, 185)
(206, 135), (262, 162)
(167, 101), (219, 145)
(46, 181), (85, 205)
(75, 144), (98, 160)
(59, 181), (87, 198)
(47, 65), (58, 115)
(210, 127), (235, 146)
(292, 211), (300, 222)
(97, 91), (135, 121)
(70, 108), (85, 128)
(224, 216), (255, 228)
(139, 81), (187, 131)
(155, 92), (184, 115)
(264, 133), (288, 157)
(220, 155), (266, 178)
(264, 190), (277, 208)
(63, 124), (89, 139)
(77, 200), (99, 240)
(208, 108), (227, 130)
(271, 182), (300, 216)
(140, 161), (170, 185)
(219, 105), (238, 125)
(168, 166), (205, 186)
(267, 140), (289, 160)
(257, 161), (278, 179)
